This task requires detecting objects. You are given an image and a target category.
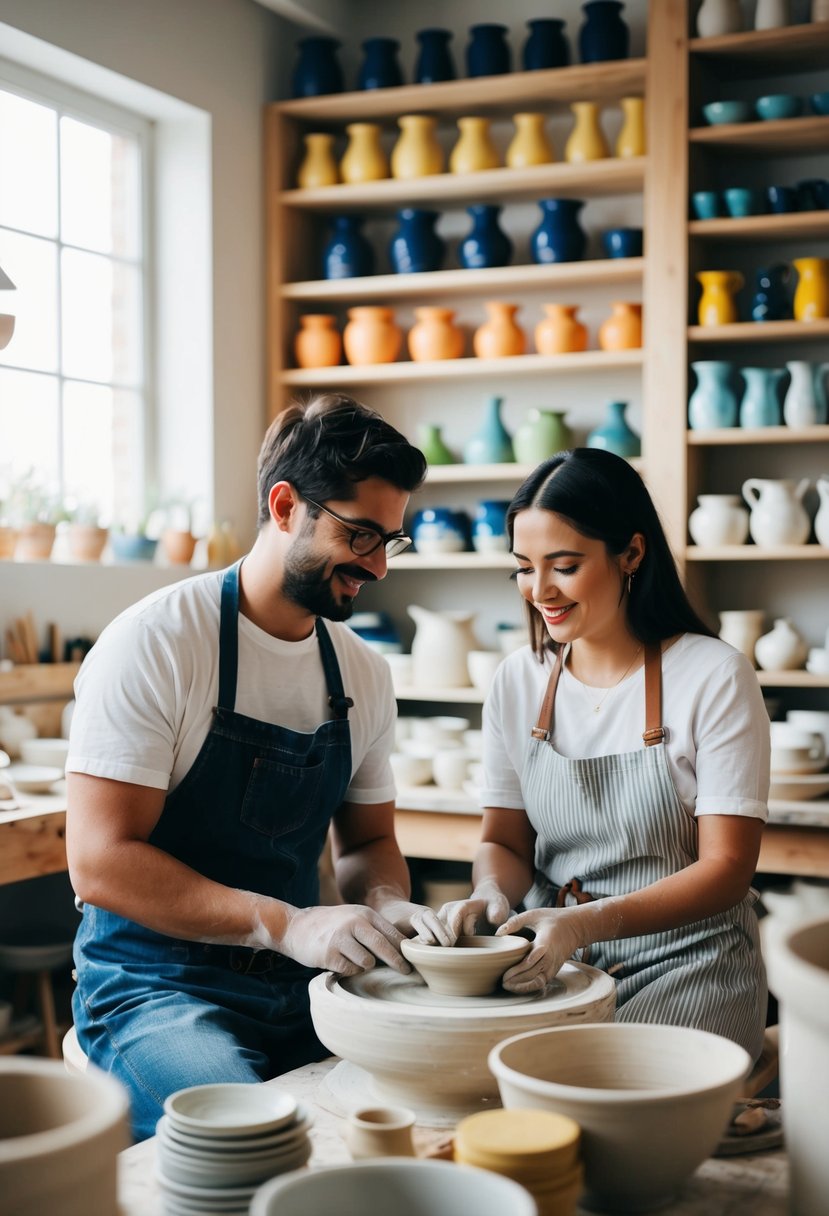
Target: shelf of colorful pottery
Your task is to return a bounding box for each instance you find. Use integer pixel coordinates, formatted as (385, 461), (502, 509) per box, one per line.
(273, 60), (647, 125)
(686, 545), (829, 561)
(390, 552), (514, 571)
(688, 116), (829, 155)
(281, 348), (644, 387)
(393, 686), (485, 705)
(281, 257), (645, 303)
(688, 320), (829, 345)
(757, 671), (829, 688)
(689, 21), (829, 71)
(687, 425), (829, 446)
(688, 213), (829, 244)
(279, 158), (646, 214)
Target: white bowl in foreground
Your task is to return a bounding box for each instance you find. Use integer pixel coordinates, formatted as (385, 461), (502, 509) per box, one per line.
(488, 1022), (751, 1213)
(250, 1157), (538, 1216)
(19, 737), (70, 772)
(401, 934), (530, 996)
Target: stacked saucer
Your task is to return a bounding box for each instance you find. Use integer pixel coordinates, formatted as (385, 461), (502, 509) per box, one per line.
(155, 1083), (312, 1216)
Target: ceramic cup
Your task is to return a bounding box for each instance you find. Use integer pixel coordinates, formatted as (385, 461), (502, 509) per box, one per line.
(602, 227), (644, 258)
(755, 94), (804, 121)
(787, 711), (829, 755)
(806, 648), (829, 674)
(389, 749), (433, 787)
(344, 1106), (416, 1160)
(384, 653), (413, 694)
(432, 748), (471, 791)
(691, 190), (721, 220)
(766, 185), (799, 214)
(724, 187), (764, 217)
(467, 650), (503, 696)
(769, 744), (826, 775)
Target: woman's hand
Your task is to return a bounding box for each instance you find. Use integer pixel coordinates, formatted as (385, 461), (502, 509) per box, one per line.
(496, 907), (585, 993)
(437, 879), (512, 941)
(375, 897), (454, 945)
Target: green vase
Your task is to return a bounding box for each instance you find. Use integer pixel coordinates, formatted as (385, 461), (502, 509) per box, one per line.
(418, 423), (455, 465)
(513, 408), (573, 464)
(463, 395), (515, 464)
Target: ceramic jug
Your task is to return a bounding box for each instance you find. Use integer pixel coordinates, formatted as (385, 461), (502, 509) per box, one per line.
(783, 361), (829, 427)
(323, 215), (375, 279)
(793, 258), (829, 321)
(291, 36), (344, 98)
(531, 199), (587, 264)
(463, 396), (515, 464)
(688, 361), (738, 429)
(297, 133), (339, 188)
(742, 477), (811, 547)
(513, 409), (573, 463)
(294, 315), (342, 369)
(465, 23), (511, 76)
(473, 302), (527, 358)
(718, 610), (765, 664)
(417, 424), (455, 466)
(449, 117), (499, 174)
(598, 301), (642, 350)
(506, 114), (554, 169)
(341, 123), (389, 183)
(696, 270), (744, 326)
(755, 0), (790, 28)
(408, 605), (478, 688)
(458, 205), (513, 269)
(696, 0), (742, 36)
(522, 18), (570, 69)
(616, 96), (646, 158)
(534, 304), (588, 355)
(565, 102), (609, 163)
(408, 307), (464, 362)
(739, 367), (785, 427)
(343, 307), (402, 365)
(414, 28), (455, 84)
(586, 401), (641, 457)
(755, 618), (808, 671)
(579, 1), (630, 61)
(357, 38), (403, 90)
(688, 495), (749, 546)
(389, 209), (445, 274)
(815, 476), (829, 546)
(751, 264), (791, 322)
(391, 115), (444, 180)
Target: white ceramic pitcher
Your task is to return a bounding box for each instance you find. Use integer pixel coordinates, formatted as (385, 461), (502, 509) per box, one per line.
(742, 478), (811, 547)
(407, 605), (478, 689)
(815, 475), (829, 547)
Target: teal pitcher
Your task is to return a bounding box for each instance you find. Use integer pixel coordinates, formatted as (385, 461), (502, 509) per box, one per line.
(688, 361), (738, 429)
(739, 367), (785, 428)
(586, 401), (641, 458)
(513, 409), (573, 464)
(463, 395), (515, 464)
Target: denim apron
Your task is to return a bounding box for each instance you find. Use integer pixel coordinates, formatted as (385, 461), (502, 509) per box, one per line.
(522, 643), (766, 1063)
(73, 562), (352, 1138)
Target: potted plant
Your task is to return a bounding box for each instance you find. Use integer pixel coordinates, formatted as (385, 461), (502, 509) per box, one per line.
(160, 497), (198, 566)
(64, 500), (109, 563)
(109, 505), (159, 563)
(10, 472), (65, 561)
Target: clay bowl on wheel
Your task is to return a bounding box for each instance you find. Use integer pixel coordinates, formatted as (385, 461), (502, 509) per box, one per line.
(400, 934), (530, 997)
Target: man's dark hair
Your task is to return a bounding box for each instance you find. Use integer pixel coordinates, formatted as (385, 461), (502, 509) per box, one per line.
(256, 393), (426, 527)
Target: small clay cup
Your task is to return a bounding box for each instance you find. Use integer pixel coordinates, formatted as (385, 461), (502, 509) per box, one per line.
(344, 1106), (416, 1160)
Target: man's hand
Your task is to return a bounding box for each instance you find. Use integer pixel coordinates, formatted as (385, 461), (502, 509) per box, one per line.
(437, 879), (512, 941)
(495, 908), (584, 993)
(277, 904), (412, 975)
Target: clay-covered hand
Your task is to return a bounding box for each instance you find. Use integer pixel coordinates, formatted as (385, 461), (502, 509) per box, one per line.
(278, 904), (412, 976)
(496, 907), (585, 993)
(376, 898), (454, 946)
(437, 879), (512, 942)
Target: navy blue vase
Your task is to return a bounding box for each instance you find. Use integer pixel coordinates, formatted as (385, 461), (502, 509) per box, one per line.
(751, 264), (792, 322)
(291, 37), (344, 98)
(531, 199), (587, 264)
(578, 1), (630, 63)
(458, 205), (513, 270)
(414, 28), (456, 83)
(358, 38), (403, 90)
(389, 209), (445, 274)
(465, 24), (511, 77)
(522, 19), (571, 70)
(323, 216), (375, 280)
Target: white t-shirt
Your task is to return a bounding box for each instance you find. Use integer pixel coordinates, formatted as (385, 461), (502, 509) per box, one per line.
(481, 633), (770, 822)
(66, 569), (397, 803)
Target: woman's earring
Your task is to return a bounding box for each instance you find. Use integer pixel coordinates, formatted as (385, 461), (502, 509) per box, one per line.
(627, 570), (635, 595)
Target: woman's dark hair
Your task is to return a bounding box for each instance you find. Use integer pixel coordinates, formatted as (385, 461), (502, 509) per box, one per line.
(256, 393), (426, 527)
(507, 448), (715, 658)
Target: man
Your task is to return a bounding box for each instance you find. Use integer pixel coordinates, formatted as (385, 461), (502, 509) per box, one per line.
(66, 393), (448, 1140)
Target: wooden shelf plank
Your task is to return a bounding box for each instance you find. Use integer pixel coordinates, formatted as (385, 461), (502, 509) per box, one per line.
(272, 60), (648, 123)
(687, 545), (829, 560)
(279, 157), (646, 212)
(281, 258), (645, 302)
(689, 23), (829, 68)
(425, 457), (644, 483)
(281, 349), (644, 387)
(689, 212), (829, 243)
(758, 672), (829, 688)
(687, 425), (829, 445)
(0, 663), (80, 704)
(390, 552), (515, 570)
(394, 686), (484, 704)
(688, 320), (829, 344)
(688, 115), (829, 154)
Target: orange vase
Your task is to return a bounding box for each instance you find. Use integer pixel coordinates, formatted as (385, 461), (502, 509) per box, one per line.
(343, 306), (402, 365)
(408, 307), (465, 362)
(473, 302), (527, 359)
(598, 301), (643, 350)
(534, 304), (588, 354)
(294, 314), (342, 369)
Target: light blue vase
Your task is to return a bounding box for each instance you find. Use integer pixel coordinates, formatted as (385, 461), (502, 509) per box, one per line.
(739, 367), (785, 428)
(586, 401), (641, 458)
(463, 396), (515, 464)
(688, 361), (738, 429)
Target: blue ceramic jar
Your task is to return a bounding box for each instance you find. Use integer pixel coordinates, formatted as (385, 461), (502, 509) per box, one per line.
(414, 28), (456, 83)
(522, 19), (571, 70)
(472, 500), (511, 554)
(602, 227), (643, 258)
(291, 37), (344, 98)
(531, 198), (587, 264)
(411, 507), (470, 554)
(347, 612), (403, 653)
(751, 265), (792, 322)
(323, 216), (375, 280)
(389, 209), (445, 274)
(578, 1), (629, 63)
(586, 401), (640, 457)
(688, 361), (738, 429)
(358, 38), (403, 90)
(465, 24), (511, 77)
(458, 205), (513, 270)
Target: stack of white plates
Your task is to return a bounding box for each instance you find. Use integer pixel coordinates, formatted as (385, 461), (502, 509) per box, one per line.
(155, 1083), (312, 1216)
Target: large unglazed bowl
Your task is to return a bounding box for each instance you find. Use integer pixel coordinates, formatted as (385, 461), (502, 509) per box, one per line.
(489, 1023), (751, 1213)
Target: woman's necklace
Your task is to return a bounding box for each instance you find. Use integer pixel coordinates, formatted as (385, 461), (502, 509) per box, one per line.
(571, 645), (643, 714)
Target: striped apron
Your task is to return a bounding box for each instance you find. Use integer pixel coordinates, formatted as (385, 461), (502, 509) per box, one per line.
(521, 643), (767, 1062)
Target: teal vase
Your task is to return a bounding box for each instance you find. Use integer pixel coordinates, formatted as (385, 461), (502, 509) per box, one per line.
(739, 367), (785, 428)
(688, 361), (738, 429)
(586, 401), (641, 458)
(463, 396), (515, 464)
(418, 423), (455, 465)
(513, 409), (573, 464)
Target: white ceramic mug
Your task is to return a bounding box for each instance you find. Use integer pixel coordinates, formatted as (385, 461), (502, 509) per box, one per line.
(806, 648), (829, 674)
(389, 750), (433, 788)
(344, 1106), (416, 1160)
(770, 723), (826, 753)
(432, 748), (471, 791)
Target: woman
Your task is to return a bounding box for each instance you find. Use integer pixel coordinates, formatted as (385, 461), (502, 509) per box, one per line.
(442, 448), (769, 1060)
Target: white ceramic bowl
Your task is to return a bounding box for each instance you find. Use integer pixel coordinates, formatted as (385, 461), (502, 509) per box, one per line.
(467, 650), (503, 697)
(401, 935), (530, 997)
(7, 765), (64, 793)
(488, 1023), (751, 1213)
(19, 737), (70, 773)
(768, 772), (829, 802)
(163, 1083), (297, 1138)
(390, 751), (433, 788)
(250, 1158), (538, 1216)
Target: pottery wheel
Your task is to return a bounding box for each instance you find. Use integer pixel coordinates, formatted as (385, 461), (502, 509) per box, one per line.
(339, 968), (560, 1009)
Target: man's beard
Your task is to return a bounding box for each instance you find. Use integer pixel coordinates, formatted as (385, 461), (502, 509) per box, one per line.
(282, 535), (373, 621)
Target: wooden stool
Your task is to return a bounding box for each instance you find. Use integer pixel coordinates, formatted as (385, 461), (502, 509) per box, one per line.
(0, 935), (75, 1059)
(62, 1025), (88, 1075)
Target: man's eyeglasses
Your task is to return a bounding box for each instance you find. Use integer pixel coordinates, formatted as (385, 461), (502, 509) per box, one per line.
(301, 494), (413, 558)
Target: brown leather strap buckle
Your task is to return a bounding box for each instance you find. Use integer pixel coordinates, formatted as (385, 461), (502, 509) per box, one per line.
(555, 877), (596, 907)
(642, 726), (666, 746)
(531, 727), (550, 741)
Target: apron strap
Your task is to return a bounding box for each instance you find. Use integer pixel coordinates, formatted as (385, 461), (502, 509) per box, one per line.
(217, 561), (245, 711)
(642, 642), (665, 746)
(531, 646), (564, 741)
(315, 618), (354, 721)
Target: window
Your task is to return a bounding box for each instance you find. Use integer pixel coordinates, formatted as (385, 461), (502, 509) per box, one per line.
(0, 62), (152, 528)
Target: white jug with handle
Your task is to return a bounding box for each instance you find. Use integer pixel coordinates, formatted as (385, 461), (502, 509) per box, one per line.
(816, 476), (829, 547)
(407, 605), (478, 689)
(742, 478), (811, 547)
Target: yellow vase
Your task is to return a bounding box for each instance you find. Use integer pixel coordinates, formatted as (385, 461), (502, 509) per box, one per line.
(565, 101), (608, 164)
(793, 257), (829, 321)
(506, 113), (555, 169)
(296, 133), (339, 188)
(391, 115), (444, 180)
(616, 96), (646, 158)
(449, 117), (499, 175)
(340, 123), (389, 184)
(696, 270), (744, 326)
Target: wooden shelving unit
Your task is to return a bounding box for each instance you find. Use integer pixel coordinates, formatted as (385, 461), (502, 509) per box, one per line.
(688, 115), (829, 154)
(687, 426), (829, 446)
(688, 320), (829, 344)
(686, 546), (829, 561)
(688, 213), (829, 243)
(689, 21), (829, 67)
(391, 552), (514, 571)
